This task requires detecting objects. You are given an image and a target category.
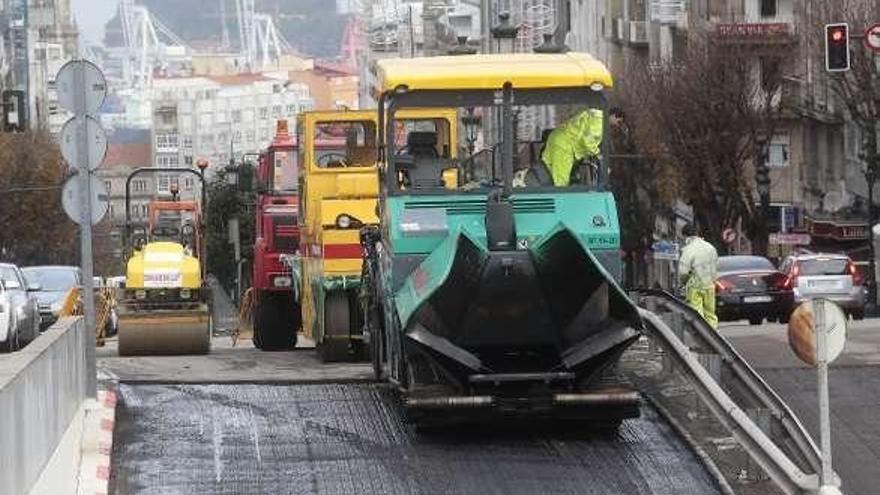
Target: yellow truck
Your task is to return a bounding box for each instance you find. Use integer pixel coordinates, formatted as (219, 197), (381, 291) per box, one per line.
(294, 108), (457, 362)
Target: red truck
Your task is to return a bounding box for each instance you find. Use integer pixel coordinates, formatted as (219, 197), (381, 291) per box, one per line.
(251, 120), (301, 350)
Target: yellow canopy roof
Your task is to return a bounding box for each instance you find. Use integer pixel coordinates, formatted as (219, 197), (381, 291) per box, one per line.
(375, 52), (613, 92)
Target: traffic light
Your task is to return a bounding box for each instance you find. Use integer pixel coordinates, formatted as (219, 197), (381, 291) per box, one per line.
(825, 23), (850, 72)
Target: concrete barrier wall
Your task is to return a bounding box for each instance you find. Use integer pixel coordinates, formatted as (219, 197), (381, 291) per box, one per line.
(0, 317), (87, 495)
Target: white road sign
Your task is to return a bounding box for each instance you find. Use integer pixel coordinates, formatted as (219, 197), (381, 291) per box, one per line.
(788, 299), (847, 366)
(56, 59), (107, 115)
(60, 116), (107, 171)
(62, 174), (109, 226)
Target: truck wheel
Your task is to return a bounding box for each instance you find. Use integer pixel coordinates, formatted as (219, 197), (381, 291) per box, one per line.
(318, 292), (351, 362)
(253, 292), (298, 351)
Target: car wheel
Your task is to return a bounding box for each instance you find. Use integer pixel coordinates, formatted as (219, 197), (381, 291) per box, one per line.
(778, 313), (790, 324)
(851, 310), (865, 321)
(748, 317), (763, 326)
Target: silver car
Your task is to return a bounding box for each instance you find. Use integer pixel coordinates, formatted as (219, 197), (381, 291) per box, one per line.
(0, 263), (41, 352)
(778, 253), (866, 319)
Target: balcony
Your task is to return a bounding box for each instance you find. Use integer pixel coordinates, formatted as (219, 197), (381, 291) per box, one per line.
(712, 16), (797, 44)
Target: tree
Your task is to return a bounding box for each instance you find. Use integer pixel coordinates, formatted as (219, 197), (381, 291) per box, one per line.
(204, 167), (256, 295)
(0, 131), (78, 265)
(814, 2), (880, 187)
(621, 35), (785, 254)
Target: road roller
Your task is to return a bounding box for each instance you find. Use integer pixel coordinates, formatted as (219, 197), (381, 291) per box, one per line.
(360, 49), (643, 427)
(117, 170), (211, 356)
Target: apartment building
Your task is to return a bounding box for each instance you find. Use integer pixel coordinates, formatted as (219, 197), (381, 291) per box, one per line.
(566, 0), (867, 258)
(0, 0), (78, 131)
(149, 72), (314, 199)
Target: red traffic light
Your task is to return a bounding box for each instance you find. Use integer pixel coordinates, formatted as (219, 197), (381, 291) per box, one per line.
(825, 23), (850, 72)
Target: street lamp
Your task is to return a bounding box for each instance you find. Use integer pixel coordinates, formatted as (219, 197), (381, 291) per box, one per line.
(864, 162), (877, 307)
(225, 156), (239, 187)
(490, 12), (518, 54)
(462, 107), (482, 157)
(447, 36), (477, 56)
(755, 140), (771, 256)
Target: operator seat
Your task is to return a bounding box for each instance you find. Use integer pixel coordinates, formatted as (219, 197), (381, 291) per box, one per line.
(398, 131), (448, 189)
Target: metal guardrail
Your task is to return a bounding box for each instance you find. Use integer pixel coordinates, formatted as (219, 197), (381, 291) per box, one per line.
(633, 289), (835, 495)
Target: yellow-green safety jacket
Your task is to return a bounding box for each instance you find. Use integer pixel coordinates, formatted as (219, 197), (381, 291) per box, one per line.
(540, 109), (604, 186)
(679, 236), (719, 290)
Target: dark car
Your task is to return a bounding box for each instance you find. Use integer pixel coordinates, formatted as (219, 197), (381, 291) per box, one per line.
(715, 255), (794, 325)
(21, 266), (82, 330)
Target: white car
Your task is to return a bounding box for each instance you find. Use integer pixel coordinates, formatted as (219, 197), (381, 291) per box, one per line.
(0, 263), (41, 352)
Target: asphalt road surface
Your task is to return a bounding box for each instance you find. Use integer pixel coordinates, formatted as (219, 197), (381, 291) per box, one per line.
(721, 318), (880, 495)
(109, 382), (723, 495)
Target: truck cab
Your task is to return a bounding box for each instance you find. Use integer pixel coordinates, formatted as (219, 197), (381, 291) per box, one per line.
(251, 120), (301, 350)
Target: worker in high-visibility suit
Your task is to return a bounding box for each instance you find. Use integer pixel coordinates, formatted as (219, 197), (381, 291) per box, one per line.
(540, 108), (604, 186)
(678, 223), (720, 329)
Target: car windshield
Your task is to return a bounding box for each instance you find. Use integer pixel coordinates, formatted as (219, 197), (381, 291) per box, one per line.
(0, 266), (20, 286)
(799, 258), (848, 276)
(384, 87), (607, 194)
(23, 268), (78, 291)
(718, 256), (774, 272)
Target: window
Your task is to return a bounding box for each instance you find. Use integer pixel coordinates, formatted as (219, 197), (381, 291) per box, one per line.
(104, 181), (111, 193)
(184, 155), (193, 166)
(217, 131), (229, 145)
(233, 130), (242, 144)
(313, 120), (377, 168)
(156, 133), (179, 149)
(273, 105), (282, 117)
(157, 175), (171, 194)
(287, 104), (296, 116)
(232, 110), (242, 123)
(182, 135), (193, 149)
(760, 0), (777, 17)
(156, 154), (180, 167)
(185, 178), (194, 190)
(260, 106), (269, 119)
(131, 205), (139, 218)
(133, 179), (147, 192)
(246, 130), (255, 144)
(759, 57), (781, 93)
(766, 133), (790, 168)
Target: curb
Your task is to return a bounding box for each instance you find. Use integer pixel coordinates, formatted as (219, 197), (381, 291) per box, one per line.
(76, 387), (117, 495)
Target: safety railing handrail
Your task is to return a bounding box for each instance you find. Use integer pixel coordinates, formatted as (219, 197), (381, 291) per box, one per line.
(634, 289), (832, 494)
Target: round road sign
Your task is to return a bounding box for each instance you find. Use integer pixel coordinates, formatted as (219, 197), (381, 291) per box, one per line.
(866, 24), (880, 53)
(56, 59), (107, 115)
(60, 115), (107, 171)
(788, 299), (847, 366)
(62, 173), (109, 226)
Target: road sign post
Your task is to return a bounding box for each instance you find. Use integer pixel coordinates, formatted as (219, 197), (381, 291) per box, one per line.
(788, 299), (846, 494)
(56, 59), (107, 400)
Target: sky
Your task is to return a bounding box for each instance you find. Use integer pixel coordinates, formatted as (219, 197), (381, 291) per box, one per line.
(72, 0), (119, 46)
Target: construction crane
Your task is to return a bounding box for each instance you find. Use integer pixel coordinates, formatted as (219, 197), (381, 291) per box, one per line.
(118, 0), (189, 89)
(234, 0), (293, 71)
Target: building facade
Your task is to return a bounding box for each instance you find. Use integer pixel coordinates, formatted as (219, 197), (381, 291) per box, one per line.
(149, 72), (313, 199)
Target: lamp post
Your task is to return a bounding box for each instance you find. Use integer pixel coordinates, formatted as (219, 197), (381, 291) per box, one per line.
(755, 140), (771, 256)
(462, 107), (481, 157)
(490, 12), (518, 54)
(865, 162), (877, 307)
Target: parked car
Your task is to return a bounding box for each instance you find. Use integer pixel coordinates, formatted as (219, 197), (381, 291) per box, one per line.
(21, 265), (82, 330)
(0, 263), (41, 351)
(715, 255), (794, 325)
(778, 253), (866, 320)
